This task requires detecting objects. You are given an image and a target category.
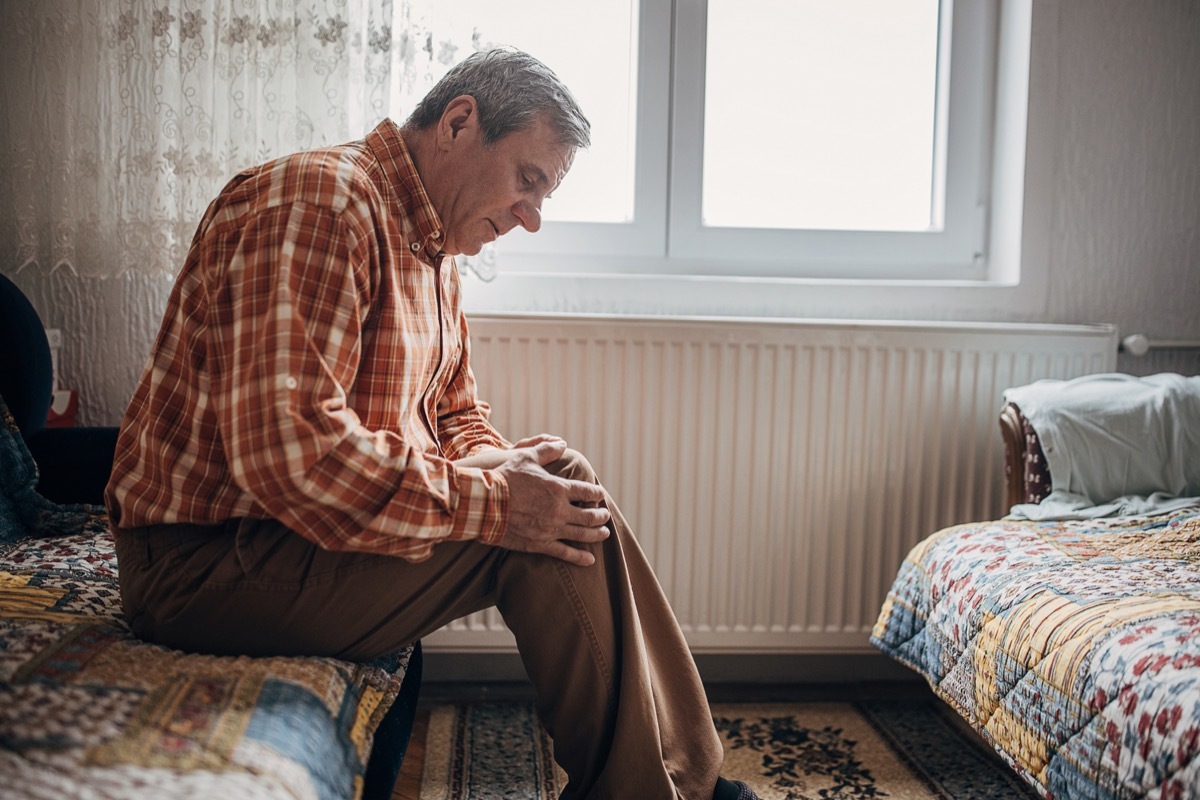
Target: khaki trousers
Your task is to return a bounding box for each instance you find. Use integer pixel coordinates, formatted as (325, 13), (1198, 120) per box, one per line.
(114, 450), (724, 800)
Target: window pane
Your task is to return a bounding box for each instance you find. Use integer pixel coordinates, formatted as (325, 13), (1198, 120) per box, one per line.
(420, 0), (638, 224)
(702, 0), (941, 232)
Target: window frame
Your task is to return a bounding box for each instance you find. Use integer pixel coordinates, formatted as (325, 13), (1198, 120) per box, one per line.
(463, 1), (1046, 324)
(669, 0), (996, 280)
(501, 0), (999, 283)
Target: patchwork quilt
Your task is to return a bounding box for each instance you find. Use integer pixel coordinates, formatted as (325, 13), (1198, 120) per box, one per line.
(0, 400), (412, 799)
(872, 507), (1200, 800)
(0, 520), (413, 800)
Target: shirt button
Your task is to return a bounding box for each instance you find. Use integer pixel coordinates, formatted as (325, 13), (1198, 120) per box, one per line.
(431, 231), (441, 239)
(285, 376), (298, 390)
(410, 242), (421, 252)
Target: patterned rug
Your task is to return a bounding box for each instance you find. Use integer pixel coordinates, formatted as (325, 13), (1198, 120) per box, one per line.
(419, 699), (1041, 799)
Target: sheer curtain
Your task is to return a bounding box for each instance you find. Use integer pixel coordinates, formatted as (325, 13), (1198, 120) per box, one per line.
(0, 0), (498, 281)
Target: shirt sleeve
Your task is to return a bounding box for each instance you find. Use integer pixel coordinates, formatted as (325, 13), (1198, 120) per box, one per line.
(437, 310), (512, 461)
(208, 200), (507, 561)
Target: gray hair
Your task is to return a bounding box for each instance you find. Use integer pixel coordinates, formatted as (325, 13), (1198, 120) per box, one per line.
(404, 48), (591, 150)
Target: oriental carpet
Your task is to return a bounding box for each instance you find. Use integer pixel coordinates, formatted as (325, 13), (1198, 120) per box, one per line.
(416, 699), (1041, 799)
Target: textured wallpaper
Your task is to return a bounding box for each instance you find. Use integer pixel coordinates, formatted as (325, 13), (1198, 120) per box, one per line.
(4, 1), (1199, 426)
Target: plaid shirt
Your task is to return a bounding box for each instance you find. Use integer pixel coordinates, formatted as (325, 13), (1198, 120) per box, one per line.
(105, 119), (510, 561)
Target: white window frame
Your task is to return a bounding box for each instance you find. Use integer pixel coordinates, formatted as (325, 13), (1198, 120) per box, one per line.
(668, 0), (995, 281)
(467, 0), (1049, 323)
(503, 0), (995, 279)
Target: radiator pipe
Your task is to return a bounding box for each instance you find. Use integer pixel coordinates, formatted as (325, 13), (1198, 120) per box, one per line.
(1119, 334), (1200, 356)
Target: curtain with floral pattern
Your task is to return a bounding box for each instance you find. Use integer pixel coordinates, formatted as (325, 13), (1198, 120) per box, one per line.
(0, 0), (497, 280)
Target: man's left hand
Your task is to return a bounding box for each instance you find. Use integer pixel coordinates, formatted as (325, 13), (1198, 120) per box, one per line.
(454, 434), (564, 470)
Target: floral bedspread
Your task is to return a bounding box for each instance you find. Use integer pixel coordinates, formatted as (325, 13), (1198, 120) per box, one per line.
(872, 506), (1200, 800)
(0, 519), (412, 800)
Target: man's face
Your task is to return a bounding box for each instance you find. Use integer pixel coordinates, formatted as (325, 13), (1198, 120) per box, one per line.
(435, 103), (574, 257)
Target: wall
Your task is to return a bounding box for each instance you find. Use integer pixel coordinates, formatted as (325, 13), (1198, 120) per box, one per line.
(4, 0), (1199, 426)
(1047, 0), (1200, 376)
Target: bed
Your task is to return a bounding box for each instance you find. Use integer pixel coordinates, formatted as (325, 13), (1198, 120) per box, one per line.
(872, 373), (1200, 799)
(0, 395), (421, 799)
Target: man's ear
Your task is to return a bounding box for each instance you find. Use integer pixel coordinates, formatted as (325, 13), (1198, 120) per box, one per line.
(438, 95), (478, 150)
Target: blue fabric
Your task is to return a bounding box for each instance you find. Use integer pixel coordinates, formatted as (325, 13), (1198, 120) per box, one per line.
(0, 393), (93, 543)
(244, 679), (360, 800)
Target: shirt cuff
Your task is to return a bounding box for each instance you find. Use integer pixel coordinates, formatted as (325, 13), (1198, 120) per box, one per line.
(449, 465), (508, 545)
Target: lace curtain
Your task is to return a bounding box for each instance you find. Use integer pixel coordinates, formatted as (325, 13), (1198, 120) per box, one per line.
(0, 0), (498, 280)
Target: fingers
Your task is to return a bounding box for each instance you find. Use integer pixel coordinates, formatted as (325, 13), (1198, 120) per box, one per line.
(512, 447), (607, 508)
(532, 438), (569, 465)
(562, 477), (607, 507)
(539, 519), (610, 567)
(495, 444), (614, 566)
(497, 516), (610, 565)
(538, 529), (608, 565)
(511, 433), (564, 449)
(565, 504), (611, 529)
(540, 540), (597, 568)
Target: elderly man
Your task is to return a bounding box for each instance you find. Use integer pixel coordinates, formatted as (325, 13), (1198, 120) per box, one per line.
(106, 48), (758, 800)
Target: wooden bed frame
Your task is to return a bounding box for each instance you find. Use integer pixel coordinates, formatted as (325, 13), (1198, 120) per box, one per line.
(999, 401), (1052, 510)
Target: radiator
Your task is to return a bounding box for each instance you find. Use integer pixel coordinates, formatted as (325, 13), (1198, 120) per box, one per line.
(422, 315), (1118, 654)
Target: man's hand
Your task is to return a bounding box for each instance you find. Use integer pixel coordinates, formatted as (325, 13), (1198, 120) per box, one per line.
(454, 434), (565, 471)
(492, 439), (611, 566)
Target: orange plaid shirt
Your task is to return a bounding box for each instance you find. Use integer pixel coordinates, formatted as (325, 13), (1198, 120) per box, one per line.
(105, 119), (510, 561)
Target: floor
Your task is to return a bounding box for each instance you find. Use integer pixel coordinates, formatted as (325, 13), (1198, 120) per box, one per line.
(388, 679), (936, 800)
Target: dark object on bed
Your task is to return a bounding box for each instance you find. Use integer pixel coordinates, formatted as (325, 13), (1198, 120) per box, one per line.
(0, 272), (119, 504)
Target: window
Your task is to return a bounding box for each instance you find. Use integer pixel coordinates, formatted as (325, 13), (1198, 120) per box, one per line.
(445, 0), (1000, 282)
(701, 2), (942, 234)
(673, 0), (994, 280)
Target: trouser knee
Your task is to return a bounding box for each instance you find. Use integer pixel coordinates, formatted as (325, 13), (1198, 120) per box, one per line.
(546, 447), (599, 485)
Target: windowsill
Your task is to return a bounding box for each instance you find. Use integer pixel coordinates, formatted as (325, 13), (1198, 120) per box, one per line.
(460, 267), (1049, 323)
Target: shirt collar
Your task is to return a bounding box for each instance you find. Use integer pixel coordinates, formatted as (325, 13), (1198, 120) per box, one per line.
(364, 118), (446, 264)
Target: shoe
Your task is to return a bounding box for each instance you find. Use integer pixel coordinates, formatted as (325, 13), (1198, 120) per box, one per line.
(713, 777), (761, 800)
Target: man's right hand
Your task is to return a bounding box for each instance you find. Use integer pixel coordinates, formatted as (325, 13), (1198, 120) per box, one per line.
(492, 440), (611, 566)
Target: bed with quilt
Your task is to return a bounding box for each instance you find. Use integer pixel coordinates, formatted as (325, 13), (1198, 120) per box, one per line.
(872, 373), (1200, 799)
(0, 396), (421, 799)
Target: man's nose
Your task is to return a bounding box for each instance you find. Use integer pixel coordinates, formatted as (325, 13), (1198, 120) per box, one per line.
(514, 200), (542, 233)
